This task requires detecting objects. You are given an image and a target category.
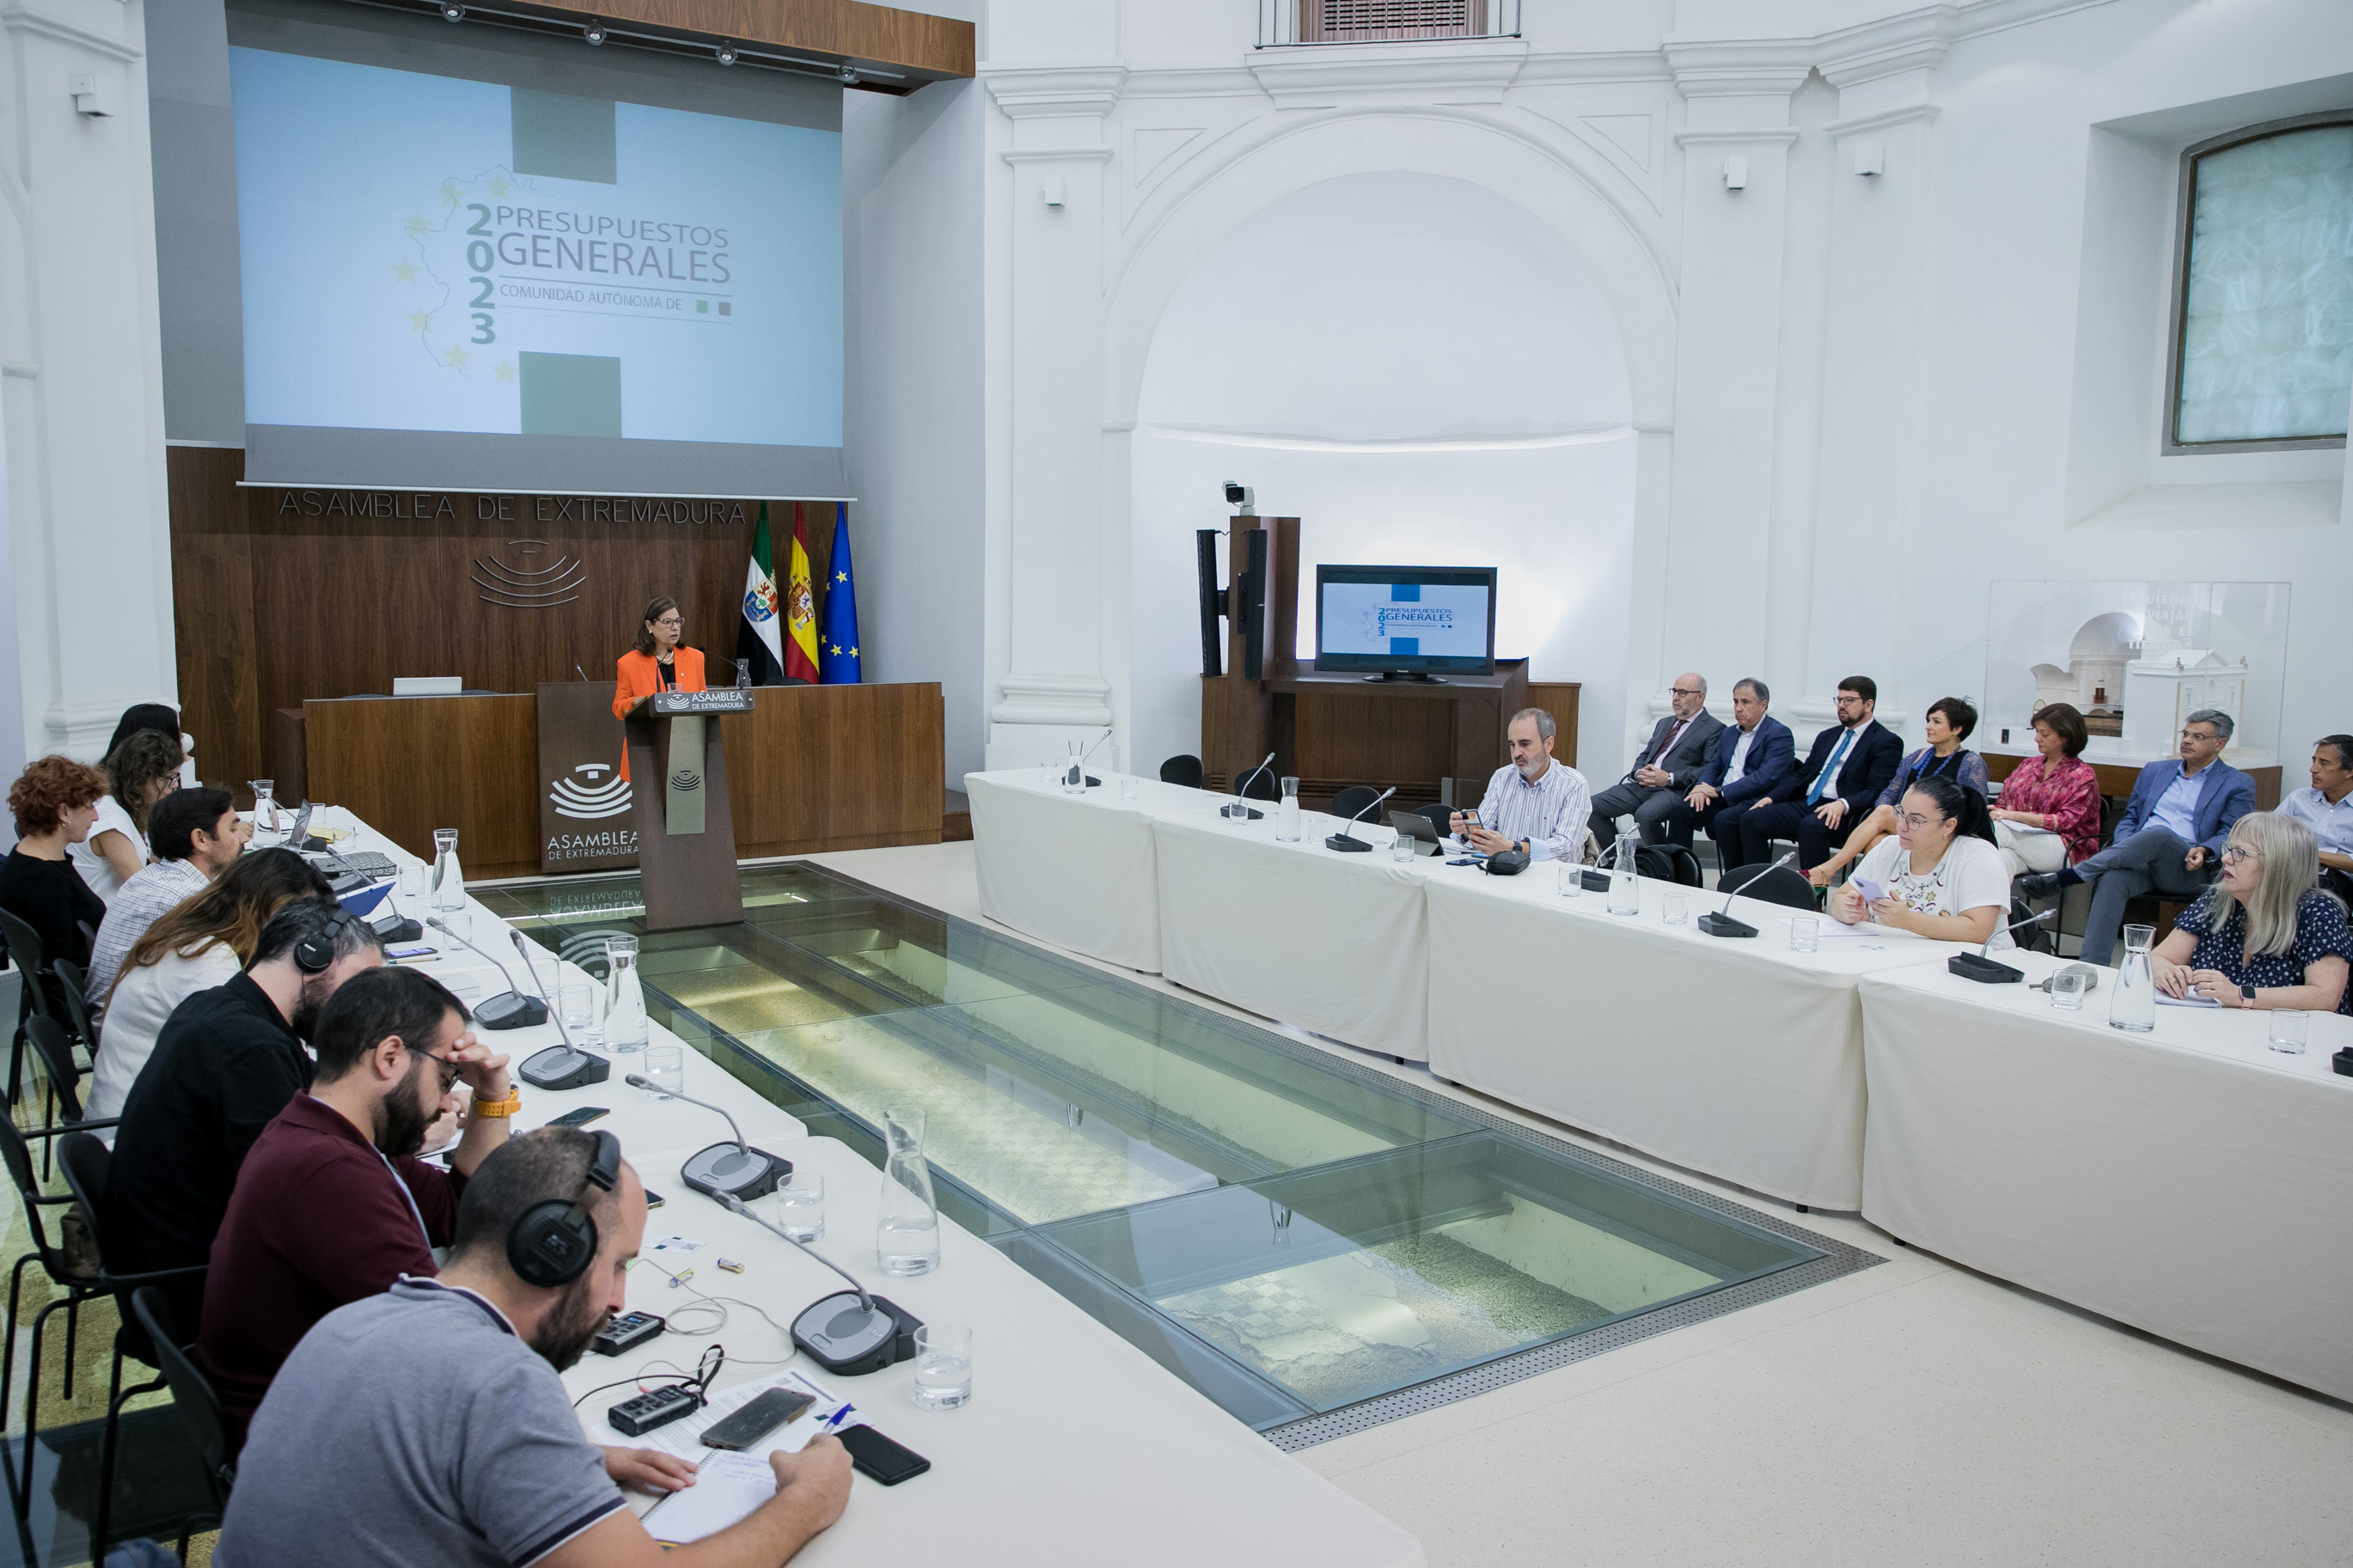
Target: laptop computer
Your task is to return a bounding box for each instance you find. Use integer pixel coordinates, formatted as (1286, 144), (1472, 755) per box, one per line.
(1387, 809), (1448, 856)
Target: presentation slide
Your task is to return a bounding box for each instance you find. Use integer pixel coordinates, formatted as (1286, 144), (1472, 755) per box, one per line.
(229, 46), (841, 450)
(1322, 583), (1492, 658)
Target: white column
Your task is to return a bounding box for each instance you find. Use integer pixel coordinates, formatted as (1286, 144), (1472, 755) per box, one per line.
(1657, 46), (1807, 730)
(979, 64), (1126, 771)
(0, 0), (178, 764)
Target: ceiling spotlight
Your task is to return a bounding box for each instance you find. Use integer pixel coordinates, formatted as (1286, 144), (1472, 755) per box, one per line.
(838, 64), (859, 84)
(584, 19), (607, 44)
(716, 40), (738, 65)
(440, 1), (464, 18)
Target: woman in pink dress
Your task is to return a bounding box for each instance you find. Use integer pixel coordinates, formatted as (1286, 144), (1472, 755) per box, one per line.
(1989, 703), (2103, 875)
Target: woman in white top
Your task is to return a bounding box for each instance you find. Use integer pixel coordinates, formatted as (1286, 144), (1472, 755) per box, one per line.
(68, 729), (185, 903)
(89, 846), (333, 1132)
(1828, 774), (2014, 948)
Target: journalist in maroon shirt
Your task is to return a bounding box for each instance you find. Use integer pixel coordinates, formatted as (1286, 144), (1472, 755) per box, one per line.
(196, 966), (518, 1452)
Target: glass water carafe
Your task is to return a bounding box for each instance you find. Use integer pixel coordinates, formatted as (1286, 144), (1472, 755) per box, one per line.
(430, 827), (466, 914)
(249, 780), (280, 846)
(1608, 830), (1641, 915)
(1277, 776), (1302, 842)
(876, 1107), (941, 1277)
(2108, 922), (2157, 1034)
(602, 934), (650, 1053)
(1061, 739), (1087, 794)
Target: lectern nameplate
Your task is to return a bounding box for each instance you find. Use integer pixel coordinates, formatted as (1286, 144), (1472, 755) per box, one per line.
(652, 689), (755, 716)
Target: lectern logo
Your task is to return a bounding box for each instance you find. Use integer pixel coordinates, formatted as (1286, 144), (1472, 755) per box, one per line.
(668, 768), (704, 793)
(550, 762), (632, 820)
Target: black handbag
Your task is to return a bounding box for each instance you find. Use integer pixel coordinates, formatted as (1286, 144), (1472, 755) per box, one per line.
(1482, 850), (1530, 876)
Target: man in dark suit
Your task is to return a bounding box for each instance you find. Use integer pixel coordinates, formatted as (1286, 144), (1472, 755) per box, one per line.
(2017, 708), (2255, 965)
(1666, 677), (1794, 853)
(1588, 672), (1727, 846)
(1731, 676), (1902, 871)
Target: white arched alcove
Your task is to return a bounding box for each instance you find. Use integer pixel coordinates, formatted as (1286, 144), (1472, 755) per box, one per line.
(1126, 172), (1638, 773)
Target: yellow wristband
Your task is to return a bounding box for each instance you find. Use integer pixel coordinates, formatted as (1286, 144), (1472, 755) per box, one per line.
(470, 1088), (522, 1119)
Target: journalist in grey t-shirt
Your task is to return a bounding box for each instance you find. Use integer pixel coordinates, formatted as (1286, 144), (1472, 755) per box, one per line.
(217, 1277), (626, 1567)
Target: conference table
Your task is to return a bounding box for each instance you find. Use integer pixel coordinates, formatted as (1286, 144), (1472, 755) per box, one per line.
(1423, 869), (1972, 1210)
(1860, 953), (2353, 1405)
(299, 805), (1426, 1567)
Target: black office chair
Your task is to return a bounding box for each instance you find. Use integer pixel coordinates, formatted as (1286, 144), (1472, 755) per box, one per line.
(56, 1132), (207, 1559)
(0, 1113), (110, 1515)
(25, 1014), (99, 1181)
(1653, 844), (1704, 888)
(1327, 786), (1384, 830)
(1158, 754), (1205, 790)
(1414, 803), (1453, 837)
(0, 906), (59, 1105)
(50, 956), (99, 1057)
(1238, 768), (1280, 802)
(1717, 863), (1818, 911)
(128, 1288), (235, 1559)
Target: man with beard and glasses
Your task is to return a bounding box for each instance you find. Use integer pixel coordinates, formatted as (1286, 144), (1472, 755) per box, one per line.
(102, 896), (383, 1337)
(195, 967), (524, 1454)
(218, 1129), (854, 1568)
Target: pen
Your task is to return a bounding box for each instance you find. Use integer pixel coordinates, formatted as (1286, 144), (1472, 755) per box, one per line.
(821, 1405), (853, 1432)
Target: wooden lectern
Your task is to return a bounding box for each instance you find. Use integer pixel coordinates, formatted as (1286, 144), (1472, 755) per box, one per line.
(625, 688), (753, 930)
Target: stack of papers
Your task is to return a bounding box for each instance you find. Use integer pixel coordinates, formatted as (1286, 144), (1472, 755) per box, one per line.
(605, 1370), (859, 1545)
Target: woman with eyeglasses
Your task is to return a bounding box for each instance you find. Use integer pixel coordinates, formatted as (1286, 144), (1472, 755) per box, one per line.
(610, 595), (706, 783)
(1809, 696), (1988, 889)
(1827, 774), (2011, 946)
(2152, 812), (2350, 1015)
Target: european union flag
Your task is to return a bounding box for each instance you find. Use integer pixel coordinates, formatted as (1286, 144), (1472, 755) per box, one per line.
(819, 503), (862, 684)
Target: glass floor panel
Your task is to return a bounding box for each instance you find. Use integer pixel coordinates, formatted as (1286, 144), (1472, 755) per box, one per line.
(487, 864), (1876, 1443)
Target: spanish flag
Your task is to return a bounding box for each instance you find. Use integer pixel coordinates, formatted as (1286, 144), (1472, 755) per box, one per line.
(783, 503), (821, 686)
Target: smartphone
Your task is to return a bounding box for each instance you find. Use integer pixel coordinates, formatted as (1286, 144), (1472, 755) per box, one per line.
(700, 1388), (817, 1450)
(547, 1106), (608, 1128)
(1463, 810), (1482, 831)
(1852, 877), (1888, 904)
(385, 945), (437, 961)
(838, 1423), (930, 1486)
(645, 1189), (667, 1210)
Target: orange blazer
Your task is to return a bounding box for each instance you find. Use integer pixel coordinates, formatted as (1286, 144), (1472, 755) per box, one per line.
(612, 647), (706, 781)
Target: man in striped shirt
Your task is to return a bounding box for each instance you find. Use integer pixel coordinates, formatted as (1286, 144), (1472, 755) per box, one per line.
(1452, 708), (1592, 862)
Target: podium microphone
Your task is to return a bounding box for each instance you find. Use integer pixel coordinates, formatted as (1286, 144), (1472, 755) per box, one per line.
(425, 917), (549, 1029)
(626, 1075), (791, 1203)
(1223, 753), (1274, 821)
(1698, 849), (1799, 938)
(575, 663), (590, 682)
(1324, 787), (1397, 853)
(718, 1192), (915, 1376)
(1948, 908), (2052, 984)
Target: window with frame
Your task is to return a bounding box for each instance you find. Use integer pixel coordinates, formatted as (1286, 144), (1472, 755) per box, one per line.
(2166, 113), (2353, 453)
(1300, 0), (1484, 43)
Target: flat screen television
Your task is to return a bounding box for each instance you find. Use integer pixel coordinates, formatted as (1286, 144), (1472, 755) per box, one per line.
(1313, 565), (1498, 680)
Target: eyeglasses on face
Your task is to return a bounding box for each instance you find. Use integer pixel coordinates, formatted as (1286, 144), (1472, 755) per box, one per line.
(1669, 686), (1702, 698)
(1895, 812), (1942, 831)
(2222, 845), (2261, 863)
(652, 615), (683, 627)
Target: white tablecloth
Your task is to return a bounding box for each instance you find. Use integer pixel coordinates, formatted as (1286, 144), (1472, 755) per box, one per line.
(570, 1138), (1424, 1567)
(966, 769), (1227, 972)
(1861, 954), (2353, 1402)
(1152, 810), (1432, 1061)
(1425, 869), (1966, 1207)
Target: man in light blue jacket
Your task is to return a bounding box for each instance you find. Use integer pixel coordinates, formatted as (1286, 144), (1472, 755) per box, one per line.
(2018, 708), (2255, 964)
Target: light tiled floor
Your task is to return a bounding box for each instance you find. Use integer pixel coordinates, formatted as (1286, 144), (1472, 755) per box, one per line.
(810, 839), (2353, 1568)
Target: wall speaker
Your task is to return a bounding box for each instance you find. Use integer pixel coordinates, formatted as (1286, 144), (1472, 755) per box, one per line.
(1196, 530), (1223, 678)
(1240, 528), (1268, 681)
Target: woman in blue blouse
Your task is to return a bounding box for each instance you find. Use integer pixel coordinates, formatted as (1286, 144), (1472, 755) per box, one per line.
(1810, 696), (1989, 888)
(2154, 813), (2350, 1016)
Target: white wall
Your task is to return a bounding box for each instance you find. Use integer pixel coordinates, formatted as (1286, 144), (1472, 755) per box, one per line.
(1127, 172), (1635, 773)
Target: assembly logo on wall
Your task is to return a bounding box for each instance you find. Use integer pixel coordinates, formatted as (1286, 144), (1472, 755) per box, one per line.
(546, 761), (638, 864)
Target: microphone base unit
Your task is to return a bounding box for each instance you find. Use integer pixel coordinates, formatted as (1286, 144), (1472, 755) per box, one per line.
(681, 1141), (791, 1203)
(1219, 802), (1264, 821)
(1696, 912), (1758, 939)
(791, 1290), (921, 1376)
(1947, 952), (2025, 984)
(1579, 869), (1614, 893)
(474, 991), (551, 1030)
(520, 1045), (612, 1091)
(1323, 834), (1373, 853)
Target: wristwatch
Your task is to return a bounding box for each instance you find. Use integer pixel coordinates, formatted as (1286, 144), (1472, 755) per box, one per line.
(2240, 983), (2258, 1009)
(470, 1086), (523, 1118)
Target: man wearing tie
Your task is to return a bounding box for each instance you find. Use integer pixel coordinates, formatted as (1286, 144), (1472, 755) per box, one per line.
(1587, 673), (1726, 847)
(1731, 676), (1902, 871)
(1665, 678), (1795, 853)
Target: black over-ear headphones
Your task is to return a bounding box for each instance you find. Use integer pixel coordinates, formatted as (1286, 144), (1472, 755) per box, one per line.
(294, 906), (357, 974)
(508, 1130), (622, 1290)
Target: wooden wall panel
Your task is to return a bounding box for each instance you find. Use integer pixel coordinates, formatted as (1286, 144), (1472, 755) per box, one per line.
(585, 0), (974, 79)
(304, 696), (541, 877)
(1527, 682), (1581, 770)
(731, 682), (943, 856)
(168, 446), (263, 796)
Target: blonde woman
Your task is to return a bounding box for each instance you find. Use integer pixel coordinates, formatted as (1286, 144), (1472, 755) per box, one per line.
(2153, 813), (2350, 1015)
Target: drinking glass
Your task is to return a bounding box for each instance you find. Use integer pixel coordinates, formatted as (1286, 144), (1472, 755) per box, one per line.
(2049, 968), (2087, 1010)
(434, 908), (470, 947)
(2268, 1010), (2308, 1054)
(1119, 776), (1141, 802)
(1390, 833), (1415, 864)
(641, 1044), (686, 1097)
(1662, 890), (1689, 926)
(773, 1174), (825, 1242)
(1789, 915), (1819, 953)
(559, 979), (602, 1046)
(1557, 861), (1580, 899)
(396, 863), (430, 904)
(912, 1322), (973, 1410)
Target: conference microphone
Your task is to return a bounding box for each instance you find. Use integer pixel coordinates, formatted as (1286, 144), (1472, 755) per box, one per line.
(626, 1074), (790, 1203)
(1949, 907), (2053, 985)
(1323, 786), (1397, 853)
(425, 917), (548, 1030)
(1222, 752), (1274, 821)
(1066, 725), (1113, 790)
(507, 930), (572, 1050)
(718, 1192), (916, 1376)
(1698, 849), (1799, 939)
